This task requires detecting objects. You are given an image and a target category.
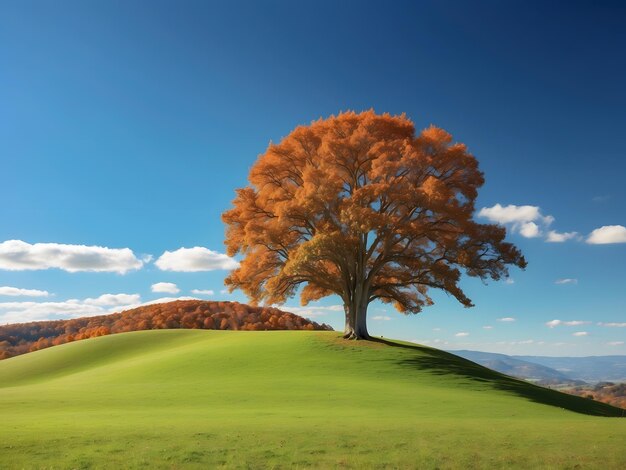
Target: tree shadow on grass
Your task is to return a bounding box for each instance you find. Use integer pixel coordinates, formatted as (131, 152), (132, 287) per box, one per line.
(369, 338), (625, 418)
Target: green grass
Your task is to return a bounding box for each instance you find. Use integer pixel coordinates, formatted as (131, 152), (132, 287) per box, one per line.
(0, 330), (624, 469)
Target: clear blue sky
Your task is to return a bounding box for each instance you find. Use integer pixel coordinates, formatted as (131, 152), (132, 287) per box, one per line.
(1, 0), (625, 355)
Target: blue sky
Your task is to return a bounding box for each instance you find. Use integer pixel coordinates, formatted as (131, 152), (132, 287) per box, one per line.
(1, 0), (625, 355)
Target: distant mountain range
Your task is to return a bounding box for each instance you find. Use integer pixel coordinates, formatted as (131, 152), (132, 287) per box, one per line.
(513, 355), (626, 383)
(449, 350), (626, 385)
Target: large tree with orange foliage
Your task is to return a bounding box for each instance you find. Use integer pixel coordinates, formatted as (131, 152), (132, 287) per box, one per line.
(222, 111), (526, 339)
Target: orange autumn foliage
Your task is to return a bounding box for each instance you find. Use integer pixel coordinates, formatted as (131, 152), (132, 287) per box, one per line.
(222, 110), (526, 339)
(561, 383), (626, 410)
(0, 300), (331, 360)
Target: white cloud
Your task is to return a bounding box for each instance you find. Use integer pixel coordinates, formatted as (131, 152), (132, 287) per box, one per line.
(586, 225), (626, 244)
(0, 240), (143, 274)
(83, 293), (141, 306)
(155, 247), (239, 272)
(497, 317), (516, 322)
(546, 230), (579, 243)
(572, 331), (589, 337)
(597, 322), (626, 327)
(478, 204), (547, 225)
(477, 204), (582, 242)
(455, 332), (469, 337)
(555, 278), (578, 285)
(0, 286), (50, 297)
(151, 282), (180, 294)
(432, 327), (442, 331)
(546, 319), (590, 328)
(478, 204), (556, 238)
(483, 325), (493, 330)
(0, 293), (141, 324)
(608, 341), (624, 346)
(519, 222), (541, 238)
(191, 289), (215, 296)
(372, 315), (391, 321)
(283, 304), (343, 319)
(504, 278), (515, 285)
(220, 289), (231, 295)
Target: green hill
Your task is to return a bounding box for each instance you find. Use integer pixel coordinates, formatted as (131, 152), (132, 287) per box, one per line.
(0, 330), (624, 469)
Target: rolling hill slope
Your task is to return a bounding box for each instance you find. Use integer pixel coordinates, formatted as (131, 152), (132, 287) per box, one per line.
(0, 330), (624, 469)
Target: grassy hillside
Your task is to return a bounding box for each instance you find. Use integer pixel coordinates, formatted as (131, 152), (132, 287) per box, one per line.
(0, 330), (624, 469)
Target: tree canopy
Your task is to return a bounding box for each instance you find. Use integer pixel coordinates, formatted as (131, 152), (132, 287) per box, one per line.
(222, 110), (526, 339)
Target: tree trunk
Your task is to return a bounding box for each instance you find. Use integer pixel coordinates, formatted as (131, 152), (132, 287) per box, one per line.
(354, 303), (369, 339)
(343, 298), (370, 340)
(343, 305), (356, 339)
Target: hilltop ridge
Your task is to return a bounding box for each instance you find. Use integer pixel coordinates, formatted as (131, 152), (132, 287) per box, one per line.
(0, 300), (332, 359)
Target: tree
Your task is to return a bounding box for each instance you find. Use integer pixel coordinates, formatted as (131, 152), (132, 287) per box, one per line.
(222, 110), (526, 339)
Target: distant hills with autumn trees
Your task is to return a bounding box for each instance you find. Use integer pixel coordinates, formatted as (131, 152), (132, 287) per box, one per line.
(0, 300), (332, 359)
